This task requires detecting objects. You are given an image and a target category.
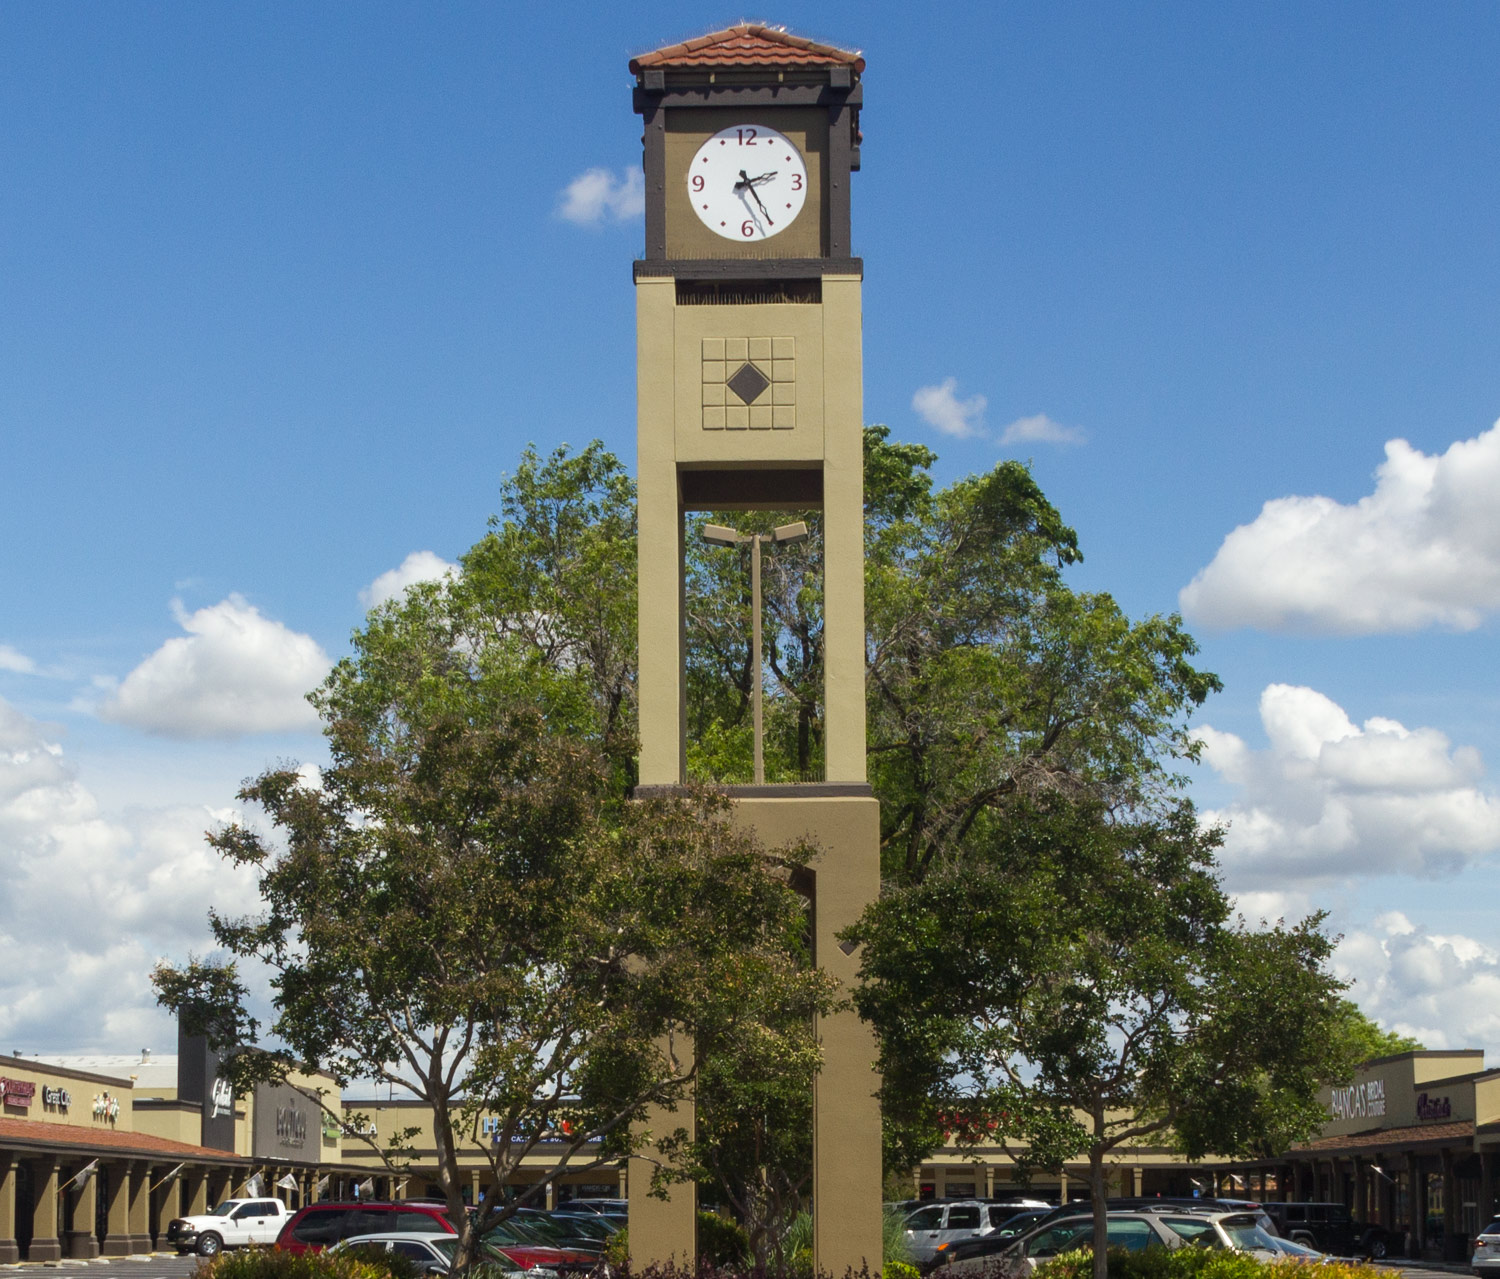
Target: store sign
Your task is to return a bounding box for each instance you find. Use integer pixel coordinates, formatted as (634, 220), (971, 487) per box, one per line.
(275, 1105), (308, 1148)
(1417, 1091), (1452, 1121)
(0, 1077), (35, 1108)
(42, 1086), (71, 1110)
(92, 1092), (121, 1123)
(1330, 1078), (1386, 1121)
(210, 1076), (234, 1119)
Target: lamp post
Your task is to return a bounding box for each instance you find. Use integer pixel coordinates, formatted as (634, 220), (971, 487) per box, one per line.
(700, 520), (810, 784)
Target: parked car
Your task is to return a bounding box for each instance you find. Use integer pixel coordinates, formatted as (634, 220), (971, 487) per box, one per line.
(276, 1201), (461, 1254)
(905, 1201), (1051, 1267)
(932, 1212), (1059, 1270)
(332, 1231), (549, 1278)
(1258, 1201), (1392, 1258)
(958, 1209), (1280, 1278)
(1471, 1218), (1500, 1277)
(166, 1197), (291, 1256)
(554, 1199), (628, 1216)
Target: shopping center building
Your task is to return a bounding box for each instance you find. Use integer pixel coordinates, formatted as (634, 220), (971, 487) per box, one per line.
(1211, 1050), (1500, 1261)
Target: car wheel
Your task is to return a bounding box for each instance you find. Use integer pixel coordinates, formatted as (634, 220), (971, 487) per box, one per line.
(197, 1233), (224, 1257)
(1292, 1233), (1316, 1249)
(1368, 1239), (1388, 1260)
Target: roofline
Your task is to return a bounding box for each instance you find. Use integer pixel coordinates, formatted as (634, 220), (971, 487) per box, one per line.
(629, 23), (865, 75)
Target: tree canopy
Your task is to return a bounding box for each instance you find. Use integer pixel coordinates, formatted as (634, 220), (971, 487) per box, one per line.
(846, 794), (1354, 1279)
(154, 444), (832, 1272)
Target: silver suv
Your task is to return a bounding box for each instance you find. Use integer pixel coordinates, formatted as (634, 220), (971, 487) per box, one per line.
(905, 1201), (1050, 1268)
(947, 1209), (1279, 1278)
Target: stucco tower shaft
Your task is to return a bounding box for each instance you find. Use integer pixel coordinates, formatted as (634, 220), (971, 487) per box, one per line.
(626, 24), (882, 1276)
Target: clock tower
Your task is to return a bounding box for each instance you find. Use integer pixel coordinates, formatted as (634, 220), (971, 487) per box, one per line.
(627, 24), (881, 1275)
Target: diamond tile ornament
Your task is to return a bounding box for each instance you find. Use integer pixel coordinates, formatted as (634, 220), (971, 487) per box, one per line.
(726, 361), (771, 405)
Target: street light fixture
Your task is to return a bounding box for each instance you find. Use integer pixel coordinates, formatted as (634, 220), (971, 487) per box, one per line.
(699, 520), (810, 784)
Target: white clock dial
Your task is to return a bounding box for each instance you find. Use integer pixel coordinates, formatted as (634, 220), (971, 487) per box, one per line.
(687, 124), (808, 242)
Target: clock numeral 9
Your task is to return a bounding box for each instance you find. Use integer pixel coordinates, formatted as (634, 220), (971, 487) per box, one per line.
(691, 175), (705, 192)
(737, 127), (757, 145)
(741, 220), (756, 238)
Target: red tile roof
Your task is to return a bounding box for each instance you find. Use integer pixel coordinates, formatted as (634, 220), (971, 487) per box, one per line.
(0, 1115), (248, 1162)
(631, 25), (864, 74)
(1294, 1119), (1475, 1152)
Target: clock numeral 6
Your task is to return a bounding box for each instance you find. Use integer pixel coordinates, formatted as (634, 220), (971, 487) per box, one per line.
(741, 220), (756, 237)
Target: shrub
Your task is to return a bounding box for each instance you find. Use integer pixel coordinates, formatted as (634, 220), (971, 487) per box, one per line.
(194, 1246), (420, 1279)
(1033, 1249), (1387, 1279)
(699, 1212), (751, 1267)
(883, 1262), (921, 1279)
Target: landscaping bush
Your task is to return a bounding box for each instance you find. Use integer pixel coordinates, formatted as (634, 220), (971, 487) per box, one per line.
(699, 1212), (752, 1267)
(1033, 1248), (1386, 1279)
(194, 1246), (421, 1279)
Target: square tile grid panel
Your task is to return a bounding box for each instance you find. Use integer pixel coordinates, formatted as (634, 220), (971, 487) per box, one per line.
(701, 337), (796, 430)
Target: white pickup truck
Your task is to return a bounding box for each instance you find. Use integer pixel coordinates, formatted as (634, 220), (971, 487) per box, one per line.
(166, 1197), (291, 1255)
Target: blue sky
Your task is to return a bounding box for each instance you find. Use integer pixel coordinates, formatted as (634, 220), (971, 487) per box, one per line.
(3, 2), (1500, 1056)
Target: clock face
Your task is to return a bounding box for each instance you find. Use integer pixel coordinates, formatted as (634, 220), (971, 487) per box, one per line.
(687, 124), (808, 242)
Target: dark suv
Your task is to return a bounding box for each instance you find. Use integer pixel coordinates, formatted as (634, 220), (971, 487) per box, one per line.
(1258, 1202), (1391, 1258)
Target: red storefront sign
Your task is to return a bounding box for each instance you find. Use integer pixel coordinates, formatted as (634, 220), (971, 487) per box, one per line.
(0, 1077), (36, 1108)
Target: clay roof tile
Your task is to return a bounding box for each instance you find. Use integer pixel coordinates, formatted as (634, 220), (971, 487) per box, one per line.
(631, 24), (864, 75)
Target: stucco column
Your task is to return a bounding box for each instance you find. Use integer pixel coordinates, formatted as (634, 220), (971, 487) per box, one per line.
(1481, 1152), (1496, 1227)
(1408, 1153), (1424, 1254)
(186, 1167), (209, 1216)
(127, 1162), (151, 1252)
(66, 1162), (100, 1258)
(0, 1153), (19, 1263)
(627, 1030), (696, 1267)
(29, 1160), (62, 1261)
(102, 1161), (132, 1255)
(1442, 1147), (1460, 1261)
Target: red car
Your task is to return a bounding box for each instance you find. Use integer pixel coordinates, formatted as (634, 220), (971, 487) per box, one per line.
(275, 1201), (595, 1271)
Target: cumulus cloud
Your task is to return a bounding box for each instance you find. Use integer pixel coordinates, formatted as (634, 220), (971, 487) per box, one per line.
(1199, 683), (1500, 890)
(98, 596), (330, 738)
(0, 645), (36, 674)
(999, 413), (1086, 446)
(913, 377), (987, 438)
(557, 167), (646, 225)
(360, 550), (458, 609)
(0, 697), (263, 1050)
(1181, 419), (1500, 633)
(1336, 913), (1500, 1053)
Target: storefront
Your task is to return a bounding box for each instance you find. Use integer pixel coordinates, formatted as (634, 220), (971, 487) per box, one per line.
(1213, 1050), (1500, 1262)
(0, 1058), (253, 1261)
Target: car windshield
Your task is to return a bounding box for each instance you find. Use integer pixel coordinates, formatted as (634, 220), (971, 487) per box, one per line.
(431, 1239), (458, 1261)
(907, 1207), (944, 1231)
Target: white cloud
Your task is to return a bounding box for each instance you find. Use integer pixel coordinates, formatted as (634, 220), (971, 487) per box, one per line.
(1181, 419), (1500, 633)
(0, 645), (35, 674)
(1335, 913), (1500, 1054)
(0, 696), (263, 1050)
(360, 550), (458, 609)
(913, 377), (986, 438)
(98, 596), (330, 738)
(1199, 684), (1500, 890)
(999, 413), (1086, 446)
(557, 167), (646, 225)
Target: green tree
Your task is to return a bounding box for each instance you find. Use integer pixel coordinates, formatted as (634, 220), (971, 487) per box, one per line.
(1329, 999), (1423, 1063)
(846, 794), (1352, 1279)
(154, 446), (834, 1275)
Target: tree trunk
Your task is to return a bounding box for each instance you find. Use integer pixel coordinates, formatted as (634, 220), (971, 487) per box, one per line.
(1089, 1150), (1109, 1279)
